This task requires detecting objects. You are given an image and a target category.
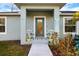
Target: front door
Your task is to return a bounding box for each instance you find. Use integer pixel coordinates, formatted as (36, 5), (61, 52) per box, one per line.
(35, 17), (44, 37)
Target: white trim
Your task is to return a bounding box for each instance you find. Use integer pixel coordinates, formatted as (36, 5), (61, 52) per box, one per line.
(63, 16), (76, 34)
(34, 16), (46, 38)
(76, 21), (79, 35)
(0, 16), (7, 34)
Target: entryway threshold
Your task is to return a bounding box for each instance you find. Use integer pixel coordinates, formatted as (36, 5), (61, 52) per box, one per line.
(28, 44), (53, 56)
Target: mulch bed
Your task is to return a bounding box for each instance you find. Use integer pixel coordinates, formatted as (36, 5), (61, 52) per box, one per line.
(49, 45), (77, 56)
(0, 40), (31, 56)
(48, 34), (78, 56)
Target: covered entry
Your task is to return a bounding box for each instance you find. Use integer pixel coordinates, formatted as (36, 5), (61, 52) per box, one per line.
(20, 3), (61, 44)
(27, 9), (53, 38)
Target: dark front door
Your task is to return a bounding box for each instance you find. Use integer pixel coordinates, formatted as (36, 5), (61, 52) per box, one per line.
(35, 17), (44, 37)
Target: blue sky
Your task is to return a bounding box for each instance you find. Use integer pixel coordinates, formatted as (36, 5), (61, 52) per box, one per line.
(60, 3), (79, 11)
(0, 3), (79, 12)
(0, 3), (20, 12)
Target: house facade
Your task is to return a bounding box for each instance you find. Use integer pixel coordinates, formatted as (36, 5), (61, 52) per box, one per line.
(0, 3), (79, 45)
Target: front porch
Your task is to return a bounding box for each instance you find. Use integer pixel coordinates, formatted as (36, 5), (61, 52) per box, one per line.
(20, 4), (60, 45)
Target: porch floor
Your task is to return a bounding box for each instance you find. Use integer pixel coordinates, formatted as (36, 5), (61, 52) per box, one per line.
(28, 43), (53, 56)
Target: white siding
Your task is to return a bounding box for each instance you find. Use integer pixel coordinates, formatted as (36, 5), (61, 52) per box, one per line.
(0, 16), (20, 41)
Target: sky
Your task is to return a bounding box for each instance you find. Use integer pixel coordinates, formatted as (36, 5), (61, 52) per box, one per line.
(0, 3), (20, 12)
(0, 3), (79, 12)
(60, 3), (79, 11)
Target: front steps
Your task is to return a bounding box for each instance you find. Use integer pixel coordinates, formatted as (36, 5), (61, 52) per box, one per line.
(32, 37), (48, 44)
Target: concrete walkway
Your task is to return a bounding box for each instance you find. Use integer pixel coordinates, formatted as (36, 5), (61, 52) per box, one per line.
(28, 44), (53, 56)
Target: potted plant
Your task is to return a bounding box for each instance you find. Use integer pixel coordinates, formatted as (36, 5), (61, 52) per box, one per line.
(26, 33), (32, 44)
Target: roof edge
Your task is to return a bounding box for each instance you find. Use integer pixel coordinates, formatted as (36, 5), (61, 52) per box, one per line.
(0, 12), (20, 16)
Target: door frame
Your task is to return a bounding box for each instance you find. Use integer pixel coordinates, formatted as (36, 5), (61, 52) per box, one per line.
(34, 16), (46, 38)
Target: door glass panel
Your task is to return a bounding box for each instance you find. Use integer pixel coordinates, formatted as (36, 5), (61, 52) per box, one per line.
(35, 17), (44, 37)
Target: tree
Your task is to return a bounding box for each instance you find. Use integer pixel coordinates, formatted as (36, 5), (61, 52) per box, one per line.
(72, 11), (79, 24)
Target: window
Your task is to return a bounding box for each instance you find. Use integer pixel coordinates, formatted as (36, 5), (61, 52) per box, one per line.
(0, 17), (7, 34)
(63, 17), (76, 34)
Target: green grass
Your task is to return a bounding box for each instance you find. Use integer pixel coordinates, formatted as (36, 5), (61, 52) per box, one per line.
(0, 40), (31, 56)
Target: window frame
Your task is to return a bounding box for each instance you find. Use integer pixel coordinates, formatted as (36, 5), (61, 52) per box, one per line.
(0, 16), (7, 34)
(63, 17), (76, 34)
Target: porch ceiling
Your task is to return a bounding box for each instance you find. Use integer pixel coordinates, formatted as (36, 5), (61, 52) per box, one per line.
(26, 9), (54, 16)
(27, 9), (54, 12)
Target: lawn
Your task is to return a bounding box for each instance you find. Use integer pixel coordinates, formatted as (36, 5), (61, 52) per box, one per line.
(0, 40), (31, 56)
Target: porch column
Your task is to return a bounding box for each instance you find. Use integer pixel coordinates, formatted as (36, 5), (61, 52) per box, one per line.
(76, 21), (79, 35)
(20, 7), (27, 45)
(54, 8), (60, 35)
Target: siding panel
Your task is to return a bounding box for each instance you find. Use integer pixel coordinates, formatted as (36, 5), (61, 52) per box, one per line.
(0, 16), (20, 41)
